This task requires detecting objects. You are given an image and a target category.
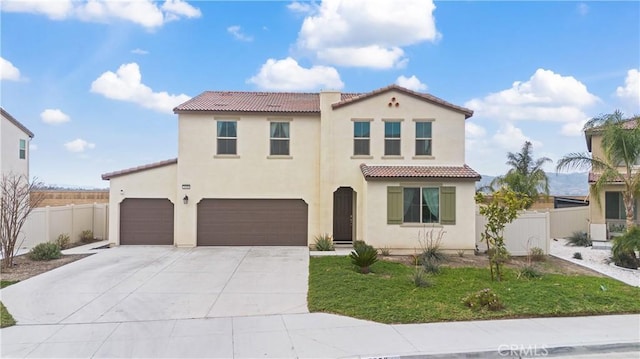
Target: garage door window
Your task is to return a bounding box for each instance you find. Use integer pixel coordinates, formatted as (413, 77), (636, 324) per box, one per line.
(217, 121), (237, 155)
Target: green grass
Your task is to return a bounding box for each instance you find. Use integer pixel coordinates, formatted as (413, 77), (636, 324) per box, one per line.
(308, 257), (640, 324)
(0, 280), (18, 328)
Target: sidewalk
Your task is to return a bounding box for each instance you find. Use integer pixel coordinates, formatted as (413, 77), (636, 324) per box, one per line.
(2, 313), (638, 358)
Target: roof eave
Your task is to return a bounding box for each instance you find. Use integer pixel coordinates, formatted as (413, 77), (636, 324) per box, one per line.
(101, 158), (178, 180)
(363, 176), (481, 182)
(1, 108), (35, 138)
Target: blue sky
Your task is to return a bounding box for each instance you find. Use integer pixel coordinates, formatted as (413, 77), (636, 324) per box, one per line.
(1, 0), (639, 189)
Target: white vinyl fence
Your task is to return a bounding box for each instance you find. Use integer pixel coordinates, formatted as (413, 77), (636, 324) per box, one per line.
(18, 203), (109, 250)
(476, 210), (550, 256)
(549, 206), (589, 239)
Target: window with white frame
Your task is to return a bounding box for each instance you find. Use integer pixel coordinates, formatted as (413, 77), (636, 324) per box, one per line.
(384, 121), (401, 156)
(19, 139), (26, 159)
(415, 122), (432, 156)
(217, 121), (237, 155)
(354, 121), (370, 155)
(270, 122), (290, 156)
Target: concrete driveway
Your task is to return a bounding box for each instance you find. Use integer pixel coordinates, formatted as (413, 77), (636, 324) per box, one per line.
(0, 246), (309, 325)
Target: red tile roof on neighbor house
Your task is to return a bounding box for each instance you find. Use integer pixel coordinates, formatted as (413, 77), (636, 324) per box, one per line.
(588, 171), (626, 184)
(173, 85), (473, 118)
(360, 164), (481, 180)
(1, 107), (34, 138)
(102, 158), (177, 180)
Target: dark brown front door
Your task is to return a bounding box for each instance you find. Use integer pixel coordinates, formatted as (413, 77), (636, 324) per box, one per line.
(333, 187), (354, 243)
(197, 199), (308, 246)
(120, 198), (174, 245)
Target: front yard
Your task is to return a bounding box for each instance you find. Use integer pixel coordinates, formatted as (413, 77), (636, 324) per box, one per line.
(308, 256), (640, 324)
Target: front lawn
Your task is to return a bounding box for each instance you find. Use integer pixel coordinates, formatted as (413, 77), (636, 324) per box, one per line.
(308, 256), (640, 324)
(0, 280), (19, 328)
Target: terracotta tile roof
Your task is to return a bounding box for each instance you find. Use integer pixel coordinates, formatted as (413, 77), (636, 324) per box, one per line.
(174, 91), (360, 113)
(332, 84), (474, 119)
(588, 171), (626, 183)
(102, 158), (177, 180)
(173, 85), (471, 118)
(1, 107), (34, 138)
(360, 164), (481, 180)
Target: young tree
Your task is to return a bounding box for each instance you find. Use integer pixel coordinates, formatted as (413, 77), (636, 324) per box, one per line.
(0, 173), (44, 268)
(491, 141), (551, 208)
(476, 189), (531, 281)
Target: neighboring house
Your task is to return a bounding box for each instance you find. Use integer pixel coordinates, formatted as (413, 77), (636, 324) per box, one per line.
(1, 108), (34, 179)
(102, 85), (480, 250)
(585, 121), (635, 241)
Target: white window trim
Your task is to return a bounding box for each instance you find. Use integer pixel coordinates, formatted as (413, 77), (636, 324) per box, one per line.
(216, 119), (238, 156)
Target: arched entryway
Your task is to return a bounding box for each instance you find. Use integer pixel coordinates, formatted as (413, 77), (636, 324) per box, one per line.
(333, 187), (356, 244)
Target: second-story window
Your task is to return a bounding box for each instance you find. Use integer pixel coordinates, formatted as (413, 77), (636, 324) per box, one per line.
(354, 121), (370, 155)
(217, 121), (237, 155)
(19, 139), (26, 159)
(270, 122), (290, 156)
(384, 121), (401, 156)
(415, 122), (432, 156)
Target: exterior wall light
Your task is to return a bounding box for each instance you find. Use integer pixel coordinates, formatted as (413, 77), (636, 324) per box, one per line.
(183, 195), (189, 204)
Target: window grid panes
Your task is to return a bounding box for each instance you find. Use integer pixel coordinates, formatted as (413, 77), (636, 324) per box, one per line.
(270, 122), (290, 156)
(403, 187), (439, 223)
(19, 139), (26, 159)
(415, 122), (432, 156)
(217, 121), (237, 155)
(354, 121), (370, 155)
(385, 122), (401, 156)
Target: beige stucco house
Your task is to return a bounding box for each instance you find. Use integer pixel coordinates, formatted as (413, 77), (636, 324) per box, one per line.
(1, 107), (34, 179)
(102, 85), (480, 250)
(585, 121), (638, 242)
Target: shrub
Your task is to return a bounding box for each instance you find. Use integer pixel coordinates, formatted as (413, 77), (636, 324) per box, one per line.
(566, 231), (592, 247)
(28, 242), (61, 261)
(422, 258), (441, 275)
(573, 252), (583, 260)
(529, 247), (546, 262)
(418, 227), (447, 264)
(349, 242), (378, 274)
(55, 233), (70, 250)
(611, 227), (640, 269)
(79, 230), (94, 243)
(379, 247), (391, 256)
(410, 268), (432, 288)
(313, 234), (334, 251)
(456, 250), (465, 258)
(352, 240), (367, 252)
(518, 264), (542, 279)
(463, 288), (504, 311)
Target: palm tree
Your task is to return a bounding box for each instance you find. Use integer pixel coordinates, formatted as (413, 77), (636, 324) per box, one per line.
(556, 111), (640, 231)
(491, 141), (551, 208)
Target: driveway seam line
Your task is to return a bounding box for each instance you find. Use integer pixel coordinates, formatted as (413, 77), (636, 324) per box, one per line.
(204, 247), (251, 317)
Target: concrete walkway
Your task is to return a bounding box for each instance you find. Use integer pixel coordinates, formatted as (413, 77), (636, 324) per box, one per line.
(2, 313), (638, 358)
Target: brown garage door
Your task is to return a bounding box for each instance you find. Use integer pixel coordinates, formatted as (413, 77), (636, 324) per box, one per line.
(120, 198), (174, 245)
(197, 199), (308, 246)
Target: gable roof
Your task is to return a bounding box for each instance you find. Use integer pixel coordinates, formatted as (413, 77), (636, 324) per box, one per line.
(102, 158), (177, 180)
(360, 164), (481, 181)
(584, 117), (640, 152)
(332, 84), (474, 119)
(173, 85), (472, 118)
(1, 107), (34, 138)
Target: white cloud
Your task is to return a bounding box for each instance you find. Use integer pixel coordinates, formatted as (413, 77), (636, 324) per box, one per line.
(295, 0), (439, 69)
(40, 109), (70, 125)
(227, 25), (253, 42)
(493, 123), (541, 151)
(287, 1), (317, 14)
(1, 0), (201, 29)
(0, 57), (22, 81)
(465, 122), (486, 139)
(90, 63), (191, 114)
(615, 68), (640, 110)
(131, 48), (149, 55)
(248, 57), (344, 91)
(396, 75), (427, 92)
(64, 138), (95, 153)
(465, 68), (599, 137)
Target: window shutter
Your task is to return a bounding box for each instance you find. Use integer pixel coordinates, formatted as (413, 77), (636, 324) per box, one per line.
(440, 186), (456, 225)
(387, 186), (403, 224)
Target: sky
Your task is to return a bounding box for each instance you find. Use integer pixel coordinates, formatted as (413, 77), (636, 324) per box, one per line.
(1, 0), (639, 189)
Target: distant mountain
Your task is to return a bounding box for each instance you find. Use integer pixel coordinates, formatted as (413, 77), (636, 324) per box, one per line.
(477, 172), (588, 196)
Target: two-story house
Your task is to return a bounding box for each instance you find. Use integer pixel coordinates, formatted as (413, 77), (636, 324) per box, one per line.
(102, 85), (480, 250)
(1, 108), (34, 179)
